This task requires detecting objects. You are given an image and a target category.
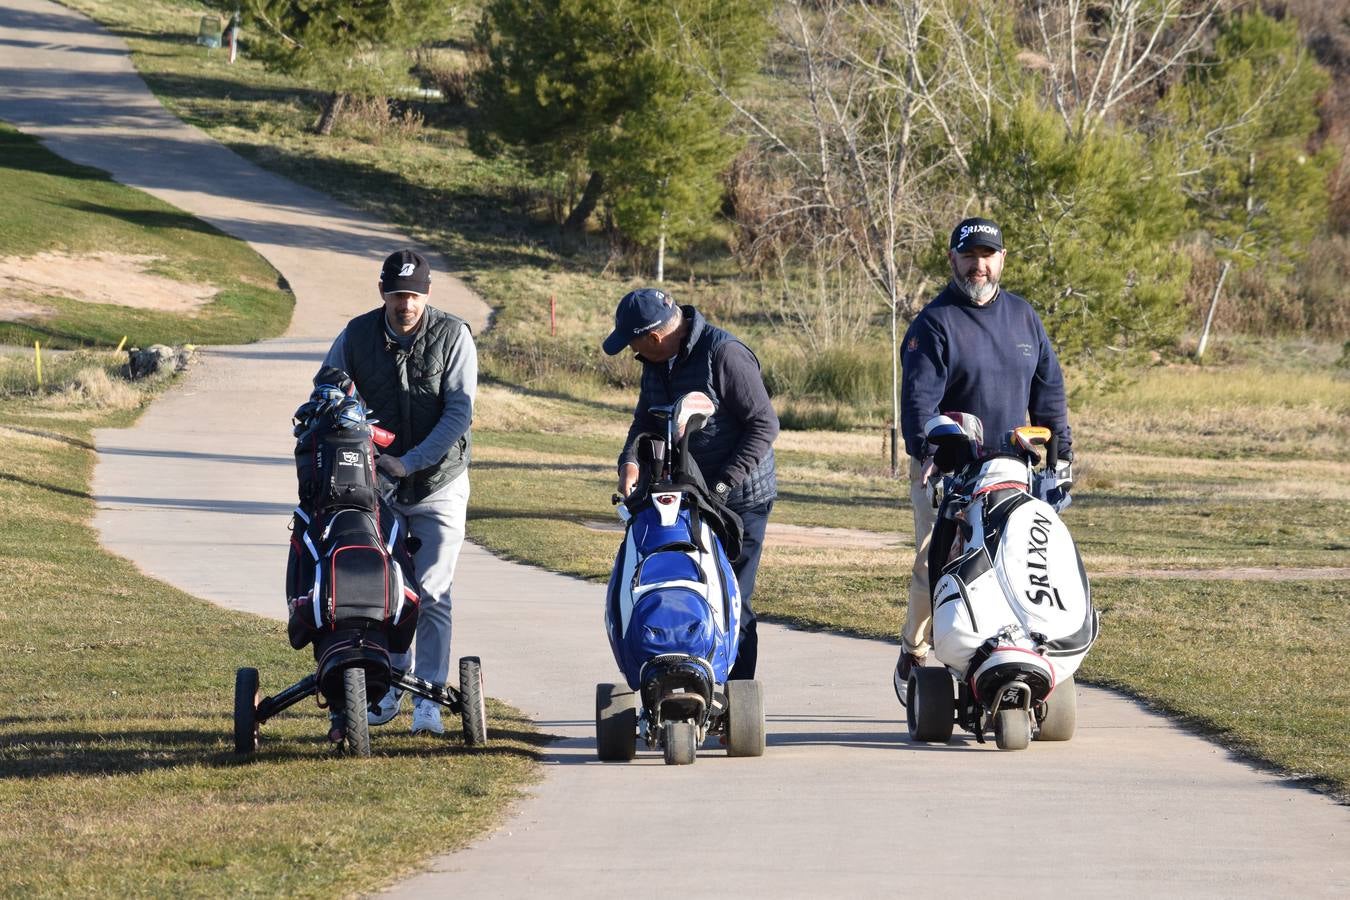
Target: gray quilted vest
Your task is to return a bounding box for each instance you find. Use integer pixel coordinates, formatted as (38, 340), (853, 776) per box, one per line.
(343, 306), (470, 503)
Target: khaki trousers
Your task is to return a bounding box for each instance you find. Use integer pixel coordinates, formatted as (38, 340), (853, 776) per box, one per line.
(902, 456), (938, 657)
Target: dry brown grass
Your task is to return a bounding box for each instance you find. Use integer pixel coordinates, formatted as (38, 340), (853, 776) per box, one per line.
(47, 368), (142, 410)
(1080, 453), (1350, 501)
(774, 429), (880, 456)
(472, 383), (631, 437)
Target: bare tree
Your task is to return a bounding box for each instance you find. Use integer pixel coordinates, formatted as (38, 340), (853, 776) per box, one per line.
(698, 1), (974, 470)
(1018, 0), (1227, 137)
(690, 1), (1244, 464)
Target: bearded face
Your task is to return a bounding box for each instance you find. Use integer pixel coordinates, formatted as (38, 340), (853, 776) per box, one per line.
(949, 247), (1006, 305)
(381, 290), (428, 335)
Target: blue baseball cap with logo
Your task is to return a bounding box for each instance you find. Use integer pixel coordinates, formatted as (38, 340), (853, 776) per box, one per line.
(950, 217), (1004, 252)
(602, 288), (678, 355)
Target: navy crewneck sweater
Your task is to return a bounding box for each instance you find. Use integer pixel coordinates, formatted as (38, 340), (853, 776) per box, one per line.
(900, 283), (1072, 459)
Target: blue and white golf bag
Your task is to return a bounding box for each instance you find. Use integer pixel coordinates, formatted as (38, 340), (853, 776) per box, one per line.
(604, 405), (745, 726)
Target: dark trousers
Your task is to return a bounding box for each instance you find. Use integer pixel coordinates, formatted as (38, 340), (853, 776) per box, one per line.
(728, 500), (772, 681)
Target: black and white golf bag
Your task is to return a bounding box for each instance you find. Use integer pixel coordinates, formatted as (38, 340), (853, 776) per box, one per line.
(926, 416), (1097, 708)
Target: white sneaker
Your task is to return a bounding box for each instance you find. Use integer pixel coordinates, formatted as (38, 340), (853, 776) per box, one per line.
(368, 686), (404, 726)
(411, 700), (444, 735)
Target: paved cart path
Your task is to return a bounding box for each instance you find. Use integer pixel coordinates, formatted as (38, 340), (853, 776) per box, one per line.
(2, 4), (1347, 897)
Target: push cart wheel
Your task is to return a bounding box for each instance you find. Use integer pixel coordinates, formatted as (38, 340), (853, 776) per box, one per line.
(342, 667), (372, 757)
(595, 683), (637, 761)
(234, 667), (260, 755)
(662, 720), (697, 766)
(1035, 675), (1077, 742)
(726, 679), (765, 757)
(459, 656), (488, 746)
(907, 666), (955, 743)
(994, 708), (1031, 750)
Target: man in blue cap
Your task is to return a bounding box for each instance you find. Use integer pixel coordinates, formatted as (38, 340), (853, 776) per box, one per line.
(893, 217), (1074, 695)
(603, 287), (779, 680)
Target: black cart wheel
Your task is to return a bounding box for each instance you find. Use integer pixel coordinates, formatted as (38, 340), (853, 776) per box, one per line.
(726, 679), (765, 757)
(1035, 675), (1077, 742)
(907, 666), (955, 743)
(459, 656), (488, 746)
(994, 707), (1031, 750)
(342, 667), (371, 757)
(662, 720), (697, 766)
(234, 667), (260, 755)
(595, 683), (637, 761)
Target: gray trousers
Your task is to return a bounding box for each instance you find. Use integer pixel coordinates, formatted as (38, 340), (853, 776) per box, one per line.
(387, 470), (469, 689)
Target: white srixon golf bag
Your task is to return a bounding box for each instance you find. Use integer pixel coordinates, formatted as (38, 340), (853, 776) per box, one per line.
(906, 412), (1097, 749)
(930, 454), (1097, 703)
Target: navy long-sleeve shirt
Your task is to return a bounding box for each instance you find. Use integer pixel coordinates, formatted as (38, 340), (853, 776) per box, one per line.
(619, 315), (778, 491)
(900, 284), (1072, 460)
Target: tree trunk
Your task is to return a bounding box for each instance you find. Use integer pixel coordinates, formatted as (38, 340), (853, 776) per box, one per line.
(890, 284), (901, 477)
(315, 91), (348, 136)
(563, 171), (604, 233)
(1196, 258), (1232, 360)
(655, 210), (667, 283)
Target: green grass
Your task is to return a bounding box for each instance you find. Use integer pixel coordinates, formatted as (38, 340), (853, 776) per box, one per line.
(468, 370), (1350, 801)
(0, 387), (541, 897)
(1085, 578), (1350, 796)
(0, 103), (538, 894)
(0, 124), (292, 349)
(31, 0), (1350, 845)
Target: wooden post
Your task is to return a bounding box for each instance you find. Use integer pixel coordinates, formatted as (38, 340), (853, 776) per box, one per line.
(34, 340), (43, 390)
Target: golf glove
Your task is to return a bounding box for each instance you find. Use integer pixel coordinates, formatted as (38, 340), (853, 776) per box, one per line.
(377, 454), (408, 478)
(1034, 459), (1073, 512)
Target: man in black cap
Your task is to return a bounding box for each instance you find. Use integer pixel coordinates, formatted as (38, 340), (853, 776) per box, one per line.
(892, 218), (1074, 694)
(603, 287), (779, 681)
(317, 248), (477, 735)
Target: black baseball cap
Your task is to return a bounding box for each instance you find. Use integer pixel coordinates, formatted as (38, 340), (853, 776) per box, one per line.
(379, 249), (431, 296)
(602, 288), (678, 355)
(950, 217), (1004, 252)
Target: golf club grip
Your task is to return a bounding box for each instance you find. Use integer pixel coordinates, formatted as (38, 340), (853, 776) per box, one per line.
(371, 425), (395, 448)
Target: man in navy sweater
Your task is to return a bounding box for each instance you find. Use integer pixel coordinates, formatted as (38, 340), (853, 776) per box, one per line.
(894, 218), (1074, 688)
(604, 287), (779, 680)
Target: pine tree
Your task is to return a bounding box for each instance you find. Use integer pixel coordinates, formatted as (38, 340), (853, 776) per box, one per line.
(472, 0), (771, 254)
(242, 0), (453, 134)
(1166, 10), (1337, 357)
(966, 102), (1190, 371)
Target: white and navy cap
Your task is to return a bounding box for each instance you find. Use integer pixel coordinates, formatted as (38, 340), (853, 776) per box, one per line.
(950, 217), (1004, 252)
(602, 288), (677, 355)
(379, 249), (431, 296)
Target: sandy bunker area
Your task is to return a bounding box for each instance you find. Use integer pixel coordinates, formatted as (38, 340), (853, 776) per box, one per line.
(0, 251), (217, 321)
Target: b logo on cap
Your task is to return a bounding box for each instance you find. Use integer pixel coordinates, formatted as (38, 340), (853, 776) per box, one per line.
(398, 263), (416, 276)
